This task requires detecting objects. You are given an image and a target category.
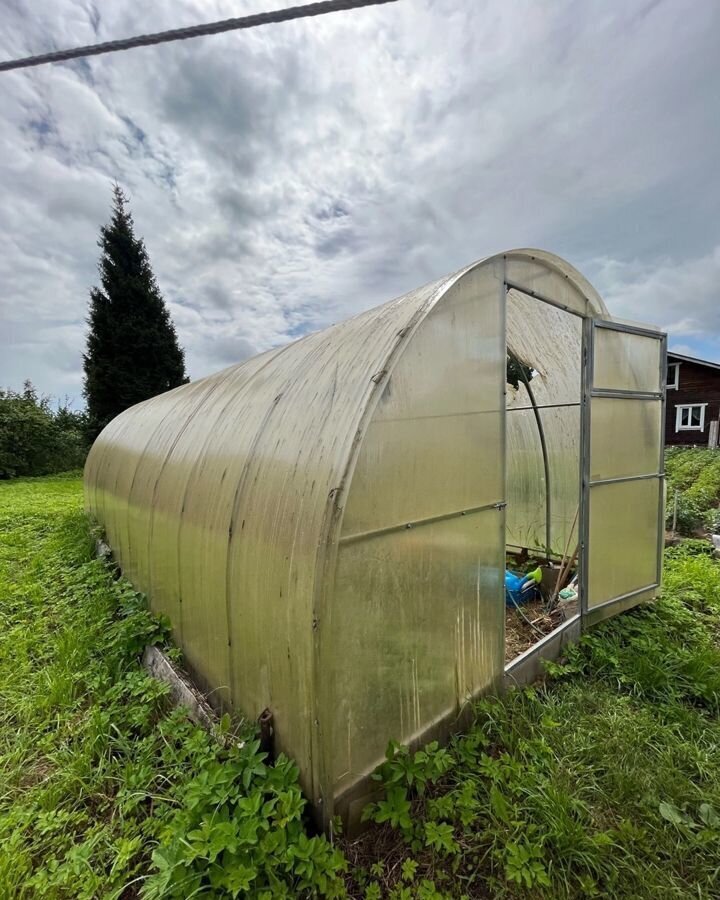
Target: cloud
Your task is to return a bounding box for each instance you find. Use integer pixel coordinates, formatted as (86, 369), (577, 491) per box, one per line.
(586, 247), (720, 360)
(1, 0), (719, 401)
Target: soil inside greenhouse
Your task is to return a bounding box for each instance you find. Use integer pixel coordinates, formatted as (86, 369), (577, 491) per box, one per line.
(505, 595), (568, 663)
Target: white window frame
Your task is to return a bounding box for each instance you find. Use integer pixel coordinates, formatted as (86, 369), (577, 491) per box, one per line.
(667, 362), (680, 390)
(675, 403), (707, 432)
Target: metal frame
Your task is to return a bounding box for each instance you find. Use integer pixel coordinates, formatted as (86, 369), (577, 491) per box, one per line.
(589, 472), (663, 487)
(582, 318), (666, 618)
(586, 583), (659, 616)
(592, 319), (663, 338)
(504, 612), (581, 688)
(657, 332), (668, 586)
(591, 388), (663, 400)
(505, 281), (586, 318)
(499, 260), (509, 686)
(504, 285), (666, 643)
(579, 317), (593, 616)
(338, 499), (506, 545)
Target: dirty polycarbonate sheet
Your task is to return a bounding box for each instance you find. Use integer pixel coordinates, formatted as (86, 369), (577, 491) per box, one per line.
(214, 273), (470, 796)
(341, 262), (505, 537)
(504, 253), (607, 319)
(95, 385), (197, 583)
(125, 372), (244, 592)
(505, 407), (545, 551)
(152, 351), (285, 704)
(505, 405), (581, 556)
(325, 507), (504, 798)
(590, 399), (662, 481)
(505, 292), (582, 556)
(506, 290), (582, 406)
(587, 478), (660, 608)
(544, 405), (581, 554)
(171, 355), (287, 705)
(84, 264), (472, 806)
(593, 328), (662, 394)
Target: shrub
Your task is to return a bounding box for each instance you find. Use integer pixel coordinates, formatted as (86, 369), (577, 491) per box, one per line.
(0, 381), (88, 478)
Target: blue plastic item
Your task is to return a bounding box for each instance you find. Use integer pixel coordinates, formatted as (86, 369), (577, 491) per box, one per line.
(505, 568), (541, 607)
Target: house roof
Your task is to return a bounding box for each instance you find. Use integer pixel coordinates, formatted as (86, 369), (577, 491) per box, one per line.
(668, 352), (720, 372)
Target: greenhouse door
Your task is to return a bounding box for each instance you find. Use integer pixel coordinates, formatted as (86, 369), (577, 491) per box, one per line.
(581, 320), (666, 624)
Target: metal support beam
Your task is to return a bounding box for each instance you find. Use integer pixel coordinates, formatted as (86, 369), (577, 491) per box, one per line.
(338, 500), (506, 545)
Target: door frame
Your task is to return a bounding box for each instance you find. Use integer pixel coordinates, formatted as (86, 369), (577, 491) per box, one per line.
(504, 281), (666, 683)
(579, 318), (667, 623)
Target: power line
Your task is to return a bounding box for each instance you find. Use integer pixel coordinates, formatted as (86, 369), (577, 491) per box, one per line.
(0, 0), (399, 73)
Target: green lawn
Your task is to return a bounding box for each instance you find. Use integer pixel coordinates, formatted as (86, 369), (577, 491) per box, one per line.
(2, 461), (720, 898)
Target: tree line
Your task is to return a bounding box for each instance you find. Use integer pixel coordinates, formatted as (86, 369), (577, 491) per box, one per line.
(1, 186), (188, 478)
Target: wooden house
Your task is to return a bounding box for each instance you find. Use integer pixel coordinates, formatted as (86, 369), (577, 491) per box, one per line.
(666, 352), (720, 447)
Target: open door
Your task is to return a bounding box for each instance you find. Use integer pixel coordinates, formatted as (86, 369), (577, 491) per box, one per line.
(581, 320), (666, 624)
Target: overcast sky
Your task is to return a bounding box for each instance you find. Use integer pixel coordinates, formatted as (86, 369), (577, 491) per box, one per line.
(1, 0), (719, 405)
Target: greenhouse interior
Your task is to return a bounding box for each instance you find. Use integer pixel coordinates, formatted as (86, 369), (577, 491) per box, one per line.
(84, 249), (666, 830)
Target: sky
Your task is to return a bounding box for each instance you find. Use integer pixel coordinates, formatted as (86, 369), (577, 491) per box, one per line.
(1, 0), (719, 406)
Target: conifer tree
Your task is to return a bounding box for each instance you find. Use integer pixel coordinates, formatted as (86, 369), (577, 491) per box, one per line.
(83, 186), (188, 438)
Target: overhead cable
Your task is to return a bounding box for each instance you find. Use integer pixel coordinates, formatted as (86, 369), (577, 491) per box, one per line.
(0, 0), (399, 73)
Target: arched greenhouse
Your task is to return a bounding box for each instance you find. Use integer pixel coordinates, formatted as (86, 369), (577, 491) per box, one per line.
(84, 249), (666, 829)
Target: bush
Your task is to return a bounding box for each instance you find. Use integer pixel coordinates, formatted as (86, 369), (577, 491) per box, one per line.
(0, 381), (88, 478)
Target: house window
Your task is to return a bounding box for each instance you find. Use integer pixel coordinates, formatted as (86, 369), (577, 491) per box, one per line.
(666, 362), (680, 390)
(675, 403), (707, 432)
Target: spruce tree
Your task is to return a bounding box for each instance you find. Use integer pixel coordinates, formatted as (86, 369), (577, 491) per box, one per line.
(83, 186), (188, 438)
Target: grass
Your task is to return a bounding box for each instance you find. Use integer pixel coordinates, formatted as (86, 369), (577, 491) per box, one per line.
(0, 474), (345, 899)
(2, 451), (720, 898)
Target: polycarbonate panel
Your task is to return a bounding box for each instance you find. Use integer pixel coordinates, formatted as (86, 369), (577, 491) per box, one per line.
(341, 263), (504, 536)
(84, 258), (485, 809)
(505, 407), (545, 551)
(544, 405), (581, 554)
(505, 294), (581, 555)
(587, 478), (660, 608)
(593, 328), (662, 393)
(590, 398), (662, 481)
(163, 353), (284, 702)
(504, 252), (608, 319)
(506, 290), (582, 406)
(325, 507), (504, 797)
(506, 405), (581, 556)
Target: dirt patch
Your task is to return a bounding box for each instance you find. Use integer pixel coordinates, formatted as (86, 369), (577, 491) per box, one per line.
(505, 595), (572, 663)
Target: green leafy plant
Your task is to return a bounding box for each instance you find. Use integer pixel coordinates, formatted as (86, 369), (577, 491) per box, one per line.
(501, 840), (551, 888)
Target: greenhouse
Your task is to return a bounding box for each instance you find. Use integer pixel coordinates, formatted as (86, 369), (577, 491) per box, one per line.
(84, 249), (666, 830)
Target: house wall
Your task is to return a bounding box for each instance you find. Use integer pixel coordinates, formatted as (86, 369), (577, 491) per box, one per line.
(665, 359), (720, 446)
